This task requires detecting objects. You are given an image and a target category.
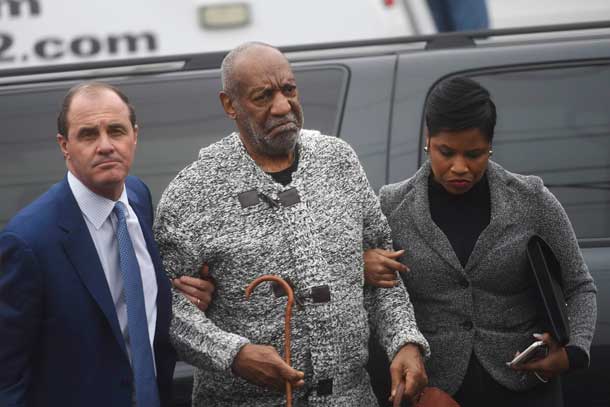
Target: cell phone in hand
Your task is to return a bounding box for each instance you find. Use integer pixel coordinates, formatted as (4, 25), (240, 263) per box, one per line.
(507, 340), (548, 367)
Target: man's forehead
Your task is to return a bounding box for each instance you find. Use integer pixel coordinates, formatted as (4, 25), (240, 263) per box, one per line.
(66, 90), (131, 133)
(70, 89), (129, 117)
(234, 47), (295, 85)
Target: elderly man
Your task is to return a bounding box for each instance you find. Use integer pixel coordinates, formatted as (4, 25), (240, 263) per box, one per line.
(0, 82), (213, 407)
(154, 42), (429, 406)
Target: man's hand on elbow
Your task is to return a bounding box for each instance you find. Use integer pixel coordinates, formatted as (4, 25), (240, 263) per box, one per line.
(231, 344), (305, 391)
(172, 263), (215, 311)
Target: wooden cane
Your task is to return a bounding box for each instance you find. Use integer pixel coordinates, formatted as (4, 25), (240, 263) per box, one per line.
(245, 275), (295, 407)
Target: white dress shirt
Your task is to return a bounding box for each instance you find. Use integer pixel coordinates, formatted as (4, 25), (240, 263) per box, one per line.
(67, 172), (158, 372)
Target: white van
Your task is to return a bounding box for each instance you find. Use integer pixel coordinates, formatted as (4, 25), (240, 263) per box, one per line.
(488, 0), (610, 29)
(0, 0), (435, 68)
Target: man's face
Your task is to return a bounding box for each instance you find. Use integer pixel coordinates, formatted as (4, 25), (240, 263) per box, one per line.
(228, 48), (304, 156)
(57, 89), (137, 200)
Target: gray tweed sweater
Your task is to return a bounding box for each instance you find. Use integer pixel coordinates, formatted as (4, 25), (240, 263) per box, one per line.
(154, 130), (429, 407)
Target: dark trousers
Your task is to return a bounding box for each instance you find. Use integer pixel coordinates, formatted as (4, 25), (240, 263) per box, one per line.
(455, 354), (564, 407)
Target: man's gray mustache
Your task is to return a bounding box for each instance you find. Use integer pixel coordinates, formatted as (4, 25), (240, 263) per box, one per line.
(264, 114), (300, 132)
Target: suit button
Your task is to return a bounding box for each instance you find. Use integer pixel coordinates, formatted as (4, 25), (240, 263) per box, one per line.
(460, 279), (469, 288)
(461, 320), (473, 330)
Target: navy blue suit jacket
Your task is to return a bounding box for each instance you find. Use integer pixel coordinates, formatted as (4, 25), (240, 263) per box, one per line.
(0, 176), (176, 407)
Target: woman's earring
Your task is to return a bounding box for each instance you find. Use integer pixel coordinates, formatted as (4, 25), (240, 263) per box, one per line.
(424, 146), (429, 153)
(488, 149), (493, 157)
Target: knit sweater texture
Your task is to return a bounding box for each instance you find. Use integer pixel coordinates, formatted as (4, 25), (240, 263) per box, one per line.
(154, 130), (429, 406)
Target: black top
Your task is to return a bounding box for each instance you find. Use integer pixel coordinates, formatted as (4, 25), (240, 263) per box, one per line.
(428, 172), (587, 370)
(428, 173), (491, 268)
(266, 149), (299, 186)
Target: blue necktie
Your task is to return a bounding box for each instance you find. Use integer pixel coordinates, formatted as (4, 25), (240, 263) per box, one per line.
(113, 201), (160, 407)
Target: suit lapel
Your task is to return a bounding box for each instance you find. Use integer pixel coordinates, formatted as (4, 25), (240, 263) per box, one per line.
(405, 162), (465, 274)
(57, 178), (128, 357)
(464, 161), (519, 273)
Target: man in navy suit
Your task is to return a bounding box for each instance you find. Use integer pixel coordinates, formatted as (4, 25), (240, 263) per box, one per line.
(0, 82), (179, 406)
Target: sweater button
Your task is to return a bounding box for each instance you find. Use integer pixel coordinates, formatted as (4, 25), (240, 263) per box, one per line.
(317, 379), (333, 396)
(461, 320), (473, 330)
(460, 279), (470, 288)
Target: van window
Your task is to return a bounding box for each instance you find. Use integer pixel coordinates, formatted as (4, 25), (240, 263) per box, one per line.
(0, 65), (347, 228)
(422, 64), (610, 239)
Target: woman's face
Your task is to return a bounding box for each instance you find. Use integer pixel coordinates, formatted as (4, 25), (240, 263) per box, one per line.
(427, 128), (491, 195)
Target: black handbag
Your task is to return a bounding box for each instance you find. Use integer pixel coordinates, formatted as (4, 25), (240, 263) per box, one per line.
(526, 235), (571, 345)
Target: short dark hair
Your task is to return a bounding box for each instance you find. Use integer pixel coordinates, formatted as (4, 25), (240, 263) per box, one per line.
(57, 82), (136, 137)
(425, 76), (496, 142)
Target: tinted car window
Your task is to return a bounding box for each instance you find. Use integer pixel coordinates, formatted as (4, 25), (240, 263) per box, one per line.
(0, 65), (347, 228)
(470, 64), (610, 239)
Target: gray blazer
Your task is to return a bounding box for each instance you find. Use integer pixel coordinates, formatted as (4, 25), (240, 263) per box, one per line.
(379, 160), (597, 394)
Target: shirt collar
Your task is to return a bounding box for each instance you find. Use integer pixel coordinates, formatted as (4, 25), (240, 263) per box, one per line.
(67, 171), (129, 230)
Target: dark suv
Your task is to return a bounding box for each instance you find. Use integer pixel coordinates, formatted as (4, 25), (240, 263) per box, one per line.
(1, 21), (609, 406)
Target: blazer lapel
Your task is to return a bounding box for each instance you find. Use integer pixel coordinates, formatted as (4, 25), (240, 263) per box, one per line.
(464, 161), (519, 273)
(405, 162), (464, 273)
(56, 178), (128, 357)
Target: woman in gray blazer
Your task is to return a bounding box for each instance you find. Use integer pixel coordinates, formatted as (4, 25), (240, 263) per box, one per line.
(366, 77), (597, 406)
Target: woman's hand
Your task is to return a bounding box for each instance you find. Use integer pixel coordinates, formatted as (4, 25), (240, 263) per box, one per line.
(512, 333), (569, 381)
(363, 248), (409, 288)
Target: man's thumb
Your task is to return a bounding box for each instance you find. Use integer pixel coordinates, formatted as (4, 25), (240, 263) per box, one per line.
(393, 381), (405, 407)
(389, 366), (403, 399)
(278, 360), (304, 382)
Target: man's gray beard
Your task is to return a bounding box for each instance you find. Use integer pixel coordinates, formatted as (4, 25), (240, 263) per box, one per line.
(238, 110), (304, 157)
(252, 127), (300, 156)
